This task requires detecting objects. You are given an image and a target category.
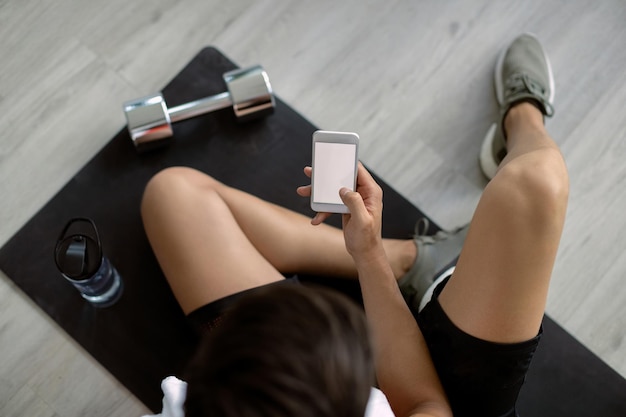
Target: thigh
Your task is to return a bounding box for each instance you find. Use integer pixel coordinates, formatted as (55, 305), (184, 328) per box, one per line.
(418, 277), (541, 417)
(172, 166), (360, 278)
(141, 168), (286, 314)
(437, 150), (568, 343)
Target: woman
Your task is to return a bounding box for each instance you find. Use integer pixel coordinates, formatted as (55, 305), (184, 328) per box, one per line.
(141, 33), (568, 417)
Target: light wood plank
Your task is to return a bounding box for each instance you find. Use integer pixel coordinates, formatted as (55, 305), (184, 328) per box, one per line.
(1, 0), (625, 414)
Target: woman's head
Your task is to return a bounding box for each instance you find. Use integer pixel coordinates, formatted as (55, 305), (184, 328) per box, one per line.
(185, 284), (374, 417)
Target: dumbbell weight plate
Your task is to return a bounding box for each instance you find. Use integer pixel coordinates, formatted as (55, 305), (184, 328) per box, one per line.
(224, 65), (275, 121)
(123, 94), (173, 151)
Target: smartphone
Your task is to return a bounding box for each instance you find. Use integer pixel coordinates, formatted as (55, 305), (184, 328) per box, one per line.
(311, 130), (359, 213)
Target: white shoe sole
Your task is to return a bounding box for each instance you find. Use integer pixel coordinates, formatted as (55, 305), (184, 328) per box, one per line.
(479, 123), (499, 179)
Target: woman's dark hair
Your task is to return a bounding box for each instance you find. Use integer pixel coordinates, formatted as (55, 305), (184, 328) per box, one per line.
(184, 284), (375, 417)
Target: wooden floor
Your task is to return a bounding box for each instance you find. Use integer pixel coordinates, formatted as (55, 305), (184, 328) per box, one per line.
(1, 1), (625, 415)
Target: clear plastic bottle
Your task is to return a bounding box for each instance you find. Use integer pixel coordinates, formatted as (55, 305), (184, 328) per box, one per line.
(54, 218), (123, 308)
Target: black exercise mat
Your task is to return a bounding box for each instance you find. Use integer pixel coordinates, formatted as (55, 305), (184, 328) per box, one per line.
(1, 47), (624, 415)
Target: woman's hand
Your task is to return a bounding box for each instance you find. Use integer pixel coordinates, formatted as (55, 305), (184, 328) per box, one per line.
(338, 163), (384, 260)
(297, 163), (385, 259)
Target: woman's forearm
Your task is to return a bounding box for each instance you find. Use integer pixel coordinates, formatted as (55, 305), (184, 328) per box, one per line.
(353, 249), (452, 417)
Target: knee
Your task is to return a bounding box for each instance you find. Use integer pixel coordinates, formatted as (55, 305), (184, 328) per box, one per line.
(491, 148), (569, 221)
(141, 167), (219, 215)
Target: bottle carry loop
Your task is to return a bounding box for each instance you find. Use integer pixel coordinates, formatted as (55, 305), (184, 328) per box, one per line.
(54, 217), (123, 307)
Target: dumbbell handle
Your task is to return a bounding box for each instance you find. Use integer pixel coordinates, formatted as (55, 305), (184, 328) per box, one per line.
(168, 91), (232, 123)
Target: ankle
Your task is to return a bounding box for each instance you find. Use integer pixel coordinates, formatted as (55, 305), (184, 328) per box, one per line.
(504, 102), (557, 156)
(504, 102), (545, 138)
(385, 239), (418, 280)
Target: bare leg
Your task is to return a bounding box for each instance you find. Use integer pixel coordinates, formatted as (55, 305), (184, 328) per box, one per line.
(141, 167), (415, 314)
(438, 102), (569, 343)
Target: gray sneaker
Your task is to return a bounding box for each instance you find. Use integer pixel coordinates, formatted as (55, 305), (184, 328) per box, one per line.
(398, 219), (468, 313)
(479, 33), (555, 179)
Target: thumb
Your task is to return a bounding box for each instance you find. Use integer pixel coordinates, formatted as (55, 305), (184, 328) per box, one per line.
(339, 187), (367, 221)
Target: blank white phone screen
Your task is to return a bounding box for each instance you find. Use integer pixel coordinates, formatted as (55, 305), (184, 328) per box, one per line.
(313, 142), (357, 204)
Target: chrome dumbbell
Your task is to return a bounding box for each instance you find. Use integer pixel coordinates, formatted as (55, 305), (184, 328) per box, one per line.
(123, 65), (275, 152)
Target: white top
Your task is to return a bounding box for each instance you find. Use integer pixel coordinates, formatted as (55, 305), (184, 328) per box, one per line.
(143, 376), (395, 417)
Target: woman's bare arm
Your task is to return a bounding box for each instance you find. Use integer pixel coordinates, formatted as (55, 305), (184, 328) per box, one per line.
(338, 164), (452, 417)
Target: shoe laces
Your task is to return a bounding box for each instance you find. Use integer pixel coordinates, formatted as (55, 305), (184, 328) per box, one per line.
(414, 218), (468, 246)
(414, 218), (450, 245)
(505, 73), (555, 117)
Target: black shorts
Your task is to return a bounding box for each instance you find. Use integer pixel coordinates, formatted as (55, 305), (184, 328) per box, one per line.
(417, 277), (542, 417)
(187, 276), (300, 333)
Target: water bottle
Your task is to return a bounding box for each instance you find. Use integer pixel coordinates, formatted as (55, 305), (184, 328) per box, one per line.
(54, 218), (123, 307)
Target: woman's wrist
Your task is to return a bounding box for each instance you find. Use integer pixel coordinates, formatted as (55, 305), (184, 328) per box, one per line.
(352, 245), (393, 277)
